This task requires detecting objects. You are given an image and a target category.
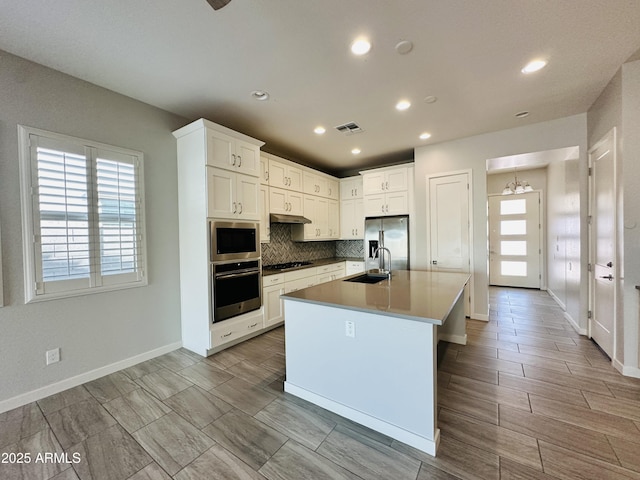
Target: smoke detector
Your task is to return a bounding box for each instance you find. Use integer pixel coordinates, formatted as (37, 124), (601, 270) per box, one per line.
(334, 122), (363, 135)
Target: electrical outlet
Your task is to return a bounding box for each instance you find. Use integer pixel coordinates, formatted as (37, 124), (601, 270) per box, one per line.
(345, 320), (355, 338)
(46, 348), (60, 365)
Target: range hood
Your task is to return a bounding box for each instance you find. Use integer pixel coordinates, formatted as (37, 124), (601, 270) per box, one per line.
(270, 213), (312, 224)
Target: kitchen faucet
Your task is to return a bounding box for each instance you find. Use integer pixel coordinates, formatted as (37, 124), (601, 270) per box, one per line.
(373, 246), (392, 279)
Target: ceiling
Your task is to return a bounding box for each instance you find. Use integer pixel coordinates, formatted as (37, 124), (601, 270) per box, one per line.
(1, 1), (640, 176)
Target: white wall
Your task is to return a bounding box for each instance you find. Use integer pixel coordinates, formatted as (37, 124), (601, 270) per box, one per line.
(0, 50), (187, 409)
(414, 115), (588, 323)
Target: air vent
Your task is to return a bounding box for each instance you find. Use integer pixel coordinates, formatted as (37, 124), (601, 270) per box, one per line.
(334, 122), (363, 135)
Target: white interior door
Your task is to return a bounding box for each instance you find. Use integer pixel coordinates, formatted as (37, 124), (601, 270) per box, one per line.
(488, 192), (541, 288)
(429, 173), (470, 271)
(590, 130), (616, 358)
(428, 172), (471, 315)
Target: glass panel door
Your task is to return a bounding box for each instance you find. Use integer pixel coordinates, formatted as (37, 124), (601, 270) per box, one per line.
(488, 191), (541, 288)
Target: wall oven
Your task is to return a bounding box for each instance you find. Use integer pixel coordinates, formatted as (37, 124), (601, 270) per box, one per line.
(210, 220), (260, 262)
(212, 259), (262, 323)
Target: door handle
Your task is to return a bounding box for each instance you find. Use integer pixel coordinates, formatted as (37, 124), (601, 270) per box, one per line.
(606, 261), (613, 267)
(599, 274), (613, 281)
(432, 260), (438, 265)
(231, 154), (237, 166)
(237, 155), (242, 167)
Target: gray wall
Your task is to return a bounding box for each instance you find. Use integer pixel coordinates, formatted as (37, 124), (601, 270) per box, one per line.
(414, 114), (588, 323)
(0, 50), (187, 407)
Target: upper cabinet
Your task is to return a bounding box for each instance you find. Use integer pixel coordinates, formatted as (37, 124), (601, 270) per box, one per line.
(340, 176), (363, 199)
(362, 165), (413, 217)
(207, 167), (260, 220)
(259, 155), (270, 185)
(268, 156), (303, 191)
(362, 166), (408, 195)
(207, 129), (260, 177)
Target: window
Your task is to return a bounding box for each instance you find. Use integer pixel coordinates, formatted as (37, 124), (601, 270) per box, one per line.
(18, 126), (147, 302)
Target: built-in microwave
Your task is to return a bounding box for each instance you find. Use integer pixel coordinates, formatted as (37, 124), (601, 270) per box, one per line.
(210, 220), (260, 262)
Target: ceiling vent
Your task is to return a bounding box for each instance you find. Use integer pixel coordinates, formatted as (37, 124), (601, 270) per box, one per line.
(334, 122), (363, 135)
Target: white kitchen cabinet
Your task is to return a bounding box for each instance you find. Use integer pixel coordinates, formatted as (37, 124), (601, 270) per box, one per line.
(259, 184), (270, 243)
(340, 198), (364, 239)
(340, 176), (363, 199)
(269, 187), (304, 216)
(173, 119), (265, 356)
(316, 262), (346, 283)
(303, 171), (327, 196)
(207, 129), (260, 177)
(292, 195), (337, 241)
(269, 157), (303, 191)
(284, 268), (318, 293)
(263, 274), (284, 328)
(363, 190), (408, 217)
(259, 155), (270, 185)
(362, 166), (408, 195)
(345, 261), (365, 276)
(207, 167), (260, 220)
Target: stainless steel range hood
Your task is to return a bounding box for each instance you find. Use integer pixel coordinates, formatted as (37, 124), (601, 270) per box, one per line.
(270, 213), (312, 224)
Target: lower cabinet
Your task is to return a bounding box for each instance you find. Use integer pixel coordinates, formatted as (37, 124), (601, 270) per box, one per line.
(210, 309), (264, 350)
(345, 261), (365, 276)
(263, 274), (284, 328)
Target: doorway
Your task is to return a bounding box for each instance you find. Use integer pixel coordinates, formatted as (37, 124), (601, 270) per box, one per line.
(488, 191), (542, 288)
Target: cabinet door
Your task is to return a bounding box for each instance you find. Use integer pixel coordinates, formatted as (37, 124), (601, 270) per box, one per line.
(340, 200), (355, 239)
(287, 190), (304, 216)
(353, 198), (364, 238)
(302, 195), (318, 239)
(235, 140), (259, 177)
(386, 191), (409, 215)
(327, 179), (340, 200)
(386, 168), (408, 192)
(207, 130), (235, 170)
(303, 171), (319, 195)
(328, 199), (339, 238)
(236, 174), (260, 220)
(260, 156), (269, 185)
(207, 167), (235, 218)
(287, 166), (303, 192)
(268, 160), (287, 189)
(363, 194), (386, 217)
(363, 171), (386, 195)
(259, 185), (270, 242)
(316, 197), (329, 238)
(269, 187), (288, 214)
(263, 284), (284, 327)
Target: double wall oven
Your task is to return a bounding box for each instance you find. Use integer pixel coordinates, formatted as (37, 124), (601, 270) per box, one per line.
(210, 220), (261, 323)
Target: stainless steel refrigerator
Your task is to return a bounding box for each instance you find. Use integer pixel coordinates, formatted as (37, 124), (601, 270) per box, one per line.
(364, 215), (409, 271)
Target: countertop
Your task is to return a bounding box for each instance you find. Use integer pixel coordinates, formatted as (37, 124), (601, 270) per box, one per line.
(281, 270), (470, 324)
(262, 257), (363, 276)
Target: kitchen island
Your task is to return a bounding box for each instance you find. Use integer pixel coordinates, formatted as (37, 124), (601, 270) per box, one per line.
(281, 270), (470, 456)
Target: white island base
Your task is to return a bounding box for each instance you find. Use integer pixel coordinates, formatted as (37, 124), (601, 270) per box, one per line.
(282, 271), (468, 456)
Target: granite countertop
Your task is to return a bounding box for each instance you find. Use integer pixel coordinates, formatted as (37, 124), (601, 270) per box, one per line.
(281, 270), (471, 324)
(262, 257), (364, 276)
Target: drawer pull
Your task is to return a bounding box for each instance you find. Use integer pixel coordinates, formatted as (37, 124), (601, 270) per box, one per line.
(249, 322), (258, 328)
(223, 332), (232, 338)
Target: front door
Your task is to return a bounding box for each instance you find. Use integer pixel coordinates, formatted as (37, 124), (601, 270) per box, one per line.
(590, 129), (616, 358)
(488, 191), (541, 288)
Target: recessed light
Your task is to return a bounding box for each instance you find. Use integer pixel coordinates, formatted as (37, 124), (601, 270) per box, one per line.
(251, 90), (270, 101)
(351, 38), (371, 56)
(515, 111), (530, 118)
(521, 59), (547, 74)
(351, 148), (361, 155)
(419, 132), (432, 140)
(314, 126), (326, 135)
(424, 95), (438, 104)
(396, 100), (411, 111)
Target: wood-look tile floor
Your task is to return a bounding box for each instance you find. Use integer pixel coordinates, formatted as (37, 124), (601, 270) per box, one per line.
(3, 286), (640, 479)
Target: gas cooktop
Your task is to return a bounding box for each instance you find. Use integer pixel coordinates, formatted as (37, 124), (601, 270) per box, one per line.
(265, 261), (313, 270)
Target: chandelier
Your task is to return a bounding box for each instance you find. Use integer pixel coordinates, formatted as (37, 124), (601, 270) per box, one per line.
(502, 169), (533, 195)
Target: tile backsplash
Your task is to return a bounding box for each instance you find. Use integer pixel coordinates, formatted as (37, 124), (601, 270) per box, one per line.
(261, 224), (365, 265)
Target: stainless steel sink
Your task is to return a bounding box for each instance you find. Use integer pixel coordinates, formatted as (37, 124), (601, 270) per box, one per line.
(343, 273), (389, 284)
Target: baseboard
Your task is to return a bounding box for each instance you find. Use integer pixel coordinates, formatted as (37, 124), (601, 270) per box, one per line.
(563, 311), (587, 335)
(614, 359), (640, 379)
(547, 288), (566, 311)
(470, 313), (488, 321)
(0, 341), (182, 414)
(284, 381), (439, 456)
(439, 333), (467, 345)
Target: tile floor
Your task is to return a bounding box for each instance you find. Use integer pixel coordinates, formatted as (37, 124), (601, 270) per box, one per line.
(2, 286), (640, 479)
